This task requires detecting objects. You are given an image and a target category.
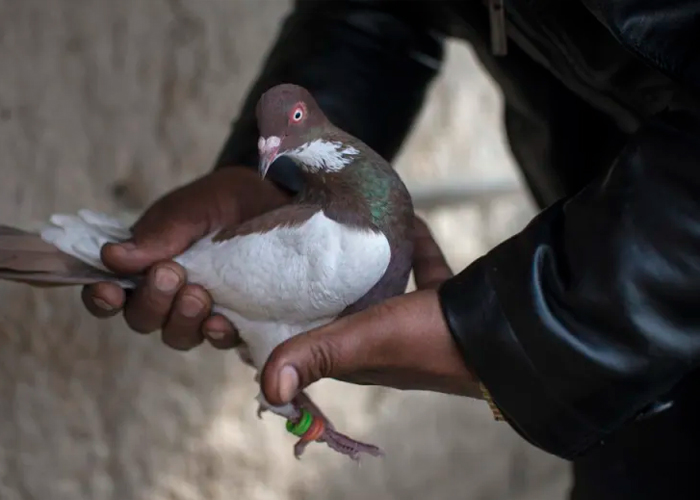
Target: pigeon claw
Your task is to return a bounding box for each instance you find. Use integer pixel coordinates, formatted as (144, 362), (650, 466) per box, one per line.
(319, 427), (384, 462)
(293, 439), (312, 460)
(288, 412), (384, 462)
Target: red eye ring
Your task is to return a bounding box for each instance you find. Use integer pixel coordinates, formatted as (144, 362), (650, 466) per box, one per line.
(290, 104), (305, 123)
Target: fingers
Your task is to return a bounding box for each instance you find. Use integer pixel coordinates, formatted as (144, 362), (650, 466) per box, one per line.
(123, 261), (186, 334)
(100, 222), (203, 276)
(82, 282), (126, 318)
(202, 315), (241, 349)
(412, 215), (453, 290)
(160, 284), (210, 350)
(79, 169), (266, 351)
(81, 266), (239, 351)
(160, 286), (241, 351)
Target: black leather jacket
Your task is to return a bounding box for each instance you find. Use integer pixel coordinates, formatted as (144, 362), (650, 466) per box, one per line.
(214, 0), (700, 460)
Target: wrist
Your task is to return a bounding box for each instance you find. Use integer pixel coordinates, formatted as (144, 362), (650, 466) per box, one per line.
(412, 289), (483, 398)
(210, 166), (292, 222)
(438, 259), (507, 419)
(218, 159), (303, 198)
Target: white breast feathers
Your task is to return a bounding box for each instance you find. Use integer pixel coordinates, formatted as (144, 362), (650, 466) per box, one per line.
(175, 210), (390, 323)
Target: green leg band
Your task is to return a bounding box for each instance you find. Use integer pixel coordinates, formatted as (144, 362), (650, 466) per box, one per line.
(286, 408), (313, 437)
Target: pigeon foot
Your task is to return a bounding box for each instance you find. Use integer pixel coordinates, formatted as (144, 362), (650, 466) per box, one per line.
(288, 392), (384, 462)
(297, 426), (384, 462)
(254, 390), (384, 461)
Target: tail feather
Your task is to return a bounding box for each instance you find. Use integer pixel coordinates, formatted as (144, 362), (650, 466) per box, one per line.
(0, 210), (137, 288)
(0, 271), (120, 288)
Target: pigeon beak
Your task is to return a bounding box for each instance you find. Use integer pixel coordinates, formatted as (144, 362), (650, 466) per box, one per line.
(258, 150), (279, 179)
(258, 136), (282, 179)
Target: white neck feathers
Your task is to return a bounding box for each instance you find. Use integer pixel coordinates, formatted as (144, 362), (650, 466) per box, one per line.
(287, 139), (360, 173)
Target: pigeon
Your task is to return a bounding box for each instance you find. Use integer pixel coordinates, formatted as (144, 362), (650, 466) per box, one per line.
(0, 83), (415, 461)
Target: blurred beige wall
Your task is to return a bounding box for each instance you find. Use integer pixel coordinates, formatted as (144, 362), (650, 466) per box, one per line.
(0, 1), (570, 499)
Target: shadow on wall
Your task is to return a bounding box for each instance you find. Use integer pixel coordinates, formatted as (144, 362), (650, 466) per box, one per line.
(0, 1), (569, 500)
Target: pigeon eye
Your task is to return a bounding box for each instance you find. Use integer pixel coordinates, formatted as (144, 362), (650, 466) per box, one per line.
(292, 108), (304, 122)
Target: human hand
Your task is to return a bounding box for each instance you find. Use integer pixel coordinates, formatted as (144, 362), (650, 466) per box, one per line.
(81, 167), (291, 350)
(259, 216), (483, 405)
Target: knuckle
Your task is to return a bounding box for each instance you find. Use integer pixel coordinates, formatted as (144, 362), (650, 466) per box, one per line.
(307, 339), (337, 380)
(368, 299), (396, 322)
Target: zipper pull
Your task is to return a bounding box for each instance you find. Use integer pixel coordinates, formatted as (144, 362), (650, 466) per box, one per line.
(489, 0), (508, 56)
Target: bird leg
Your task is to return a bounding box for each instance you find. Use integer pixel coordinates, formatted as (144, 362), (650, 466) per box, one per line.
(253, 377), (384, 461)
(285, 391), (384, 461)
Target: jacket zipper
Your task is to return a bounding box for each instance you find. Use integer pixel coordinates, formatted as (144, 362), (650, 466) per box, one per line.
(489, 0), (508, 56)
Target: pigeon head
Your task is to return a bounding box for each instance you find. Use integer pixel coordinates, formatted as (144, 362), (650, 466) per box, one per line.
(255, 83), (360, 178)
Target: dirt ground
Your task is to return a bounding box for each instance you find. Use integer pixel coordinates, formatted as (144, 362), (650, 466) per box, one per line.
(0, 1), (571, 499)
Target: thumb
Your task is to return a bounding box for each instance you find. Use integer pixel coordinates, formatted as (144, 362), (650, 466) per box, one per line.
(260, 309), (389, 406)
(101, 216), (208, 275)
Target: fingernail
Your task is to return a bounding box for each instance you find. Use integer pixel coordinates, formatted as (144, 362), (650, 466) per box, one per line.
(278, 365), (299, 403)
(110, 242), (136, 256)
(206, 330), (227, 340)
(180, 295), (204, 318)
(155, 267), (180, 292)
(93, 298), (114, 311)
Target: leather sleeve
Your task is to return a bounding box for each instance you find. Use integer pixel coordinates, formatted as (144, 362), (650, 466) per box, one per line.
(438, 109), (700, 460)
(581, 0), (700, 94)
(212, 0), (444, 192)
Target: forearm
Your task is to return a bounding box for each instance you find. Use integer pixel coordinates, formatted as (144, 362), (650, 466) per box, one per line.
(212, 0), (445, 192)
(439, 109), (700, 459)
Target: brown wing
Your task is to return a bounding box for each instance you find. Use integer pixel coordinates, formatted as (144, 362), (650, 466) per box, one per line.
(212, 204), (320, 241)
(0, 225), (125, 287)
